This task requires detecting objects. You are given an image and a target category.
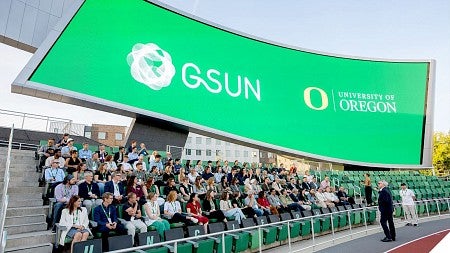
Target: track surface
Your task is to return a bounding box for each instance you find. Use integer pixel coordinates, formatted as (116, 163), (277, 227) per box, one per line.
(316, 218), (450, 253)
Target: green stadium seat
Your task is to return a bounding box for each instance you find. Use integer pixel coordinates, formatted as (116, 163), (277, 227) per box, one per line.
(187, 225), (216, 253)
(302, 210), (321, 234)
(255, 216), (277, 245)
(330, 207), (347, 228)
(208, 223), (233, 253)
(292, 211), (311, 237)
(267, 214), (288, 242)
(164, 228), (193, 253)
(240, 218), (261, 249)
(138, 231), (169, 253)
(225, 220), (250, 253)
(280, 212), (300, 239)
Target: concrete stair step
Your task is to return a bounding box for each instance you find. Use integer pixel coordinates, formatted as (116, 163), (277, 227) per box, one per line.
(6, 231), (54, 249)
(0, 149), (36, 156)
(8, 180), (39, 187)
(2, 172), (41, 181)
(5, 164), (37, 170)
(7, 186), (44, 194)
(8, 198), (43, 208)
(9, 192), (42, 199)
(5, 222), (48, 235)
(7, 206), (49, 217)
(5, 243), (53, 253)
(5, 214), (46, 226)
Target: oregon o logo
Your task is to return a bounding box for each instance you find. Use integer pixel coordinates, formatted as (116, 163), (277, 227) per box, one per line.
(127, 43), (176, 90)
(304, 87), (328, 110)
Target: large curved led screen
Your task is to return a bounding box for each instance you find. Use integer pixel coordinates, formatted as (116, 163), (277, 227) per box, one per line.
(24, 0), (430, 166)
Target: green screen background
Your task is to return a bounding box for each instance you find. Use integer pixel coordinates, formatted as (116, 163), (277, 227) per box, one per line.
(30, 0), (429, 165)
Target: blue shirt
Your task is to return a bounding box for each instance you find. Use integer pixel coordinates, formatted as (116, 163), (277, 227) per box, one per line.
(149, 160), (163, 172)
(44, 167), (65, 183)
(78, 149), (93, 160)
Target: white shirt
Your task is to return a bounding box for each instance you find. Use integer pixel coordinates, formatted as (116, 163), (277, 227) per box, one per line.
(400, 188), (415, 205)
(164, 201), (181, 218)
(120, 162), (133, 172)
(324, 192), (339, 202)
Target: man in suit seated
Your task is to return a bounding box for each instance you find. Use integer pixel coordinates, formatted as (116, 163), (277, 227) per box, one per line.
(93, 192), (127, 249)
(104, 172), (126, 204)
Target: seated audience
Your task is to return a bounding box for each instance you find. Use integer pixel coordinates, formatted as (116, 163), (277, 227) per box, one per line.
(78, 171), (102, 214)
(94, 163), (111, 194)
(93, 192), (127, 249)
(220, 191), (246, 224)
(122, 192), (147, 239)
(337, 186), (356, 205)
(86, 153), (101, 171)
(61, 139), (77, 158)
(104, 172), (126, 204)
(144, 193), (170, 239)
(126, 175), (147, 206)
(186, 193), (209, 234)
(58, 195), (91, 252)
(78, 142), (93, 162)
(53, 175), (79, 230)
(202, 190), (227, 221)
(163, 191), (198, 224)
(65, 150), (82, 174)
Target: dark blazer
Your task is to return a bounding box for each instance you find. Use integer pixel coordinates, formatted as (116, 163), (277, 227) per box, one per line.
(78, 181), (101, 200)
(302, 182), (311, 190)
(104, 180), (126, 197)
(93, 204), (118, 232)
(202, 199), (216, 212)
(378, 187), (394, 214)
(113, 151), (124, 163)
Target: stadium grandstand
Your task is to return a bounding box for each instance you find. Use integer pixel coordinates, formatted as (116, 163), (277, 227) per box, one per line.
(1, 126), (449, 253)
(1, 0), (448, 253)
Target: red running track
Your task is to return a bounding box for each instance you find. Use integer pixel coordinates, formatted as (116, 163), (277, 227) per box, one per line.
(386, 229), (450, 253)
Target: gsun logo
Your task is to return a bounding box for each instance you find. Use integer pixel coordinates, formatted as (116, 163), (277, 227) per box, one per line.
(127, 43), (175, 90)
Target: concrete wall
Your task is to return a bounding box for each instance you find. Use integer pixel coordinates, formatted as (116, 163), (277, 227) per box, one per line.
(0, 0), (76, 52)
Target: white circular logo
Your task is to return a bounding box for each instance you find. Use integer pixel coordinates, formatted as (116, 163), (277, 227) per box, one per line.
(127, 43), (175, 90)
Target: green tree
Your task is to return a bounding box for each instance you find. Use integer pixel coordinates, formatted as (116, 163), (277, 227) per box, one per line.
(433, 131), (450, 175)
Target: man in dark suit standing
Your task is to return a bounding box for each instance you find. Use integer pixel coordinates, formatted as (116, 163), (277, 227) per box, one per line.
(378, 180), (396, 242)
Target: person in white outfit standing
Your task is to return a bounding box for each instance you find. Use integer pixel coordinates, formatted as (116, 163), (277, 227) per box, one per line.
(400, 183), (418, 226)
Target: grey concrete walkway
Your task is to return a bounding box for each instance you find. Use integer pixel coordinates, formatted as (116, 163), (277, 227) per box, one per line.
(266, 214), (450, 253)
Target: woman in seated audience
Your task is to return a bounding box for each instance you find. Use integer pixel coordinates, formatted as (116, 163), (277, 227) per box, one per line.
(206, 177), (218, 192)
(202, 190), (227, 222)
(220, 175), (230, 192)
(94, 163), (111, 194)
(178, 167), (187, 183)
(65, 150), (82, 175)
(186, 193), (209, 234)
(126, 175), (147, 206)
(104, 155), (117, 172)
(188, 168), (200, 184)
(162, 165), (175, 185)
(232, 191), (257, 218)
(144, 192), (170, 239)
(257, 191), (278, 215)
(220, 191), (246, 224)
(193, 176), (207, 199)
(73, 163), (88, 184)
(179, 177), (192, 202)
(230, 177), (245, 198)
(163, 191), (198, 224)
(58, 195), (91, 253)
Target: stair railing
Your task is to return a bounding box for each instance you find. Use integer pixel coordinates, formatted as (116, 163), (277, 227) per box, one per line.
(0, 125), (14, 253)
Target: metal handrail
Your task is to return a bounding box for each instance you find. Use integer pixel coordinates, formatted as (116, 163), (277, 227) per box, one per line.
(105, 197), (450, 253)
(0, 140), (39, 151)
(0, 125), (14, 253)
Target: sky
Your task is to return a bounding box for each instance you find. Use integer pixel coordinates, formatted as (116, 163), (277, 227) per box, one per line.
(0, 0), (449, 132)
